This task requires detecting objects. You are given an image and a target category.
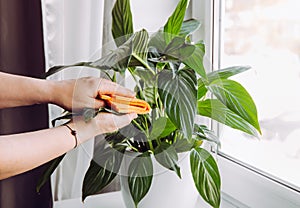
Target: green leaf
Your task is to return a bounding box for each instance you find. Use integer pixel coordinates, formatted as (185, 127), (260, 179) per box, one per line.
(128, 153), (153, 207)
(112, 0), (134, 47)
(82, 146), (125, 201)
(183, 42), (206, 79)
(149, 31), (167, 53)
(197, 78), (208, 99)
(207, 66), (251, 82)
(44, 62), (92, 78)
(134, 68), (155, 83)
(44, 31), (148, 77)
(149, 117), (176, 140)
(90, 38), (133, 72)
(173, 137), (194, 153)
(163, 0), (190, 44)
(132, 29), (149, 63)
(179, 19), (201, 37)
(36, 154), (65, 193)
(158, 69), (197, 139)
(154, 142), (181, 178)
(51, 112), (74, 127)
(208, 79), (261, 133)
(194, 124), (220, 147)
(190, 147), (221, 208)
(164, 37), (195, 61)
(198, 99), (259, 137)
(133, 68), (156, 105)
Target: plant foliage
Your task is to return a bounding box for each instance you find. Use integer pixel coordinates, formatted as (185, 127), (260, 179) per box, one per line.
(38, 0), (261, 207)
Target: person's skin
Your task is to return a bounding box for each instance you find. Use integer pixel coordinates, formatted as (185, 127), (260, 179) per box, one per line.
(0, 72), (137, 180)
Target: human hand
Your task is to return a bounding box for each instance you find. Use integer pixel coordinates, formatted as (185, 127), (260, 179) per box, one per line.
(68, 112), (137, 143)
(49, 77), (135, 111)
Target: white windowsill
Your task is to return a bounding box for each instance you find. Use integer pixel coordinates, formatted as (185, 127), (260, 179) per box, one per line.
(53, 190), (241, 208)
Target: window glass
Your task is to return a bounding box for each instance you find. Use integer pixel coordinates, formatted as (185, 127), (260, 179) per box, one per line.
(220, 0), (300, 189)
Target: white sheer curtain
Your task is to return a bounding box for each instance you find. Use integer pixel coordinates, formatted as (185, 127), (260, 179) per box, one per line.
(41, 0), (186, 204)
(41, 0), (106, 201)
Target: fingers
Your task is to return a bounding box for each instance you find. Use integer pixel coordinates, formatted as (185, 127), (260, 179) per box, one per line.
(95, 112), (137, 134)
(99, 79), (135, 98)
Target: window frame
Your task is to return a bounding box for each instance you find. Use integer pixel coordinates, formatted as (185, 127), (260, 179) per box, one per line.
(192, 0), (300, 207)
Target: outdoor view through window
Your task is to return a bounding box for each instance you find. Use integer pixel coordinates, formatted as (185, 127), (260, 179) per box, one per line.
(220, 0), (300, 189)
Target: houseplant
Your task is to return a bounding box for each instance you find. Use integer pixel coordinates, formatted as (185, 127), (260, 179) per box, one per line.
(37, 0), (261, 207)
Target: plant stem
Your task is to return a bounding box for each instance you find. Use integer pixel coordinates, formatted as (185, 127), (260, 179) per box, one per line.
(132, 53), (155, 75)
(132, 119), (146, 135)
(126, 141), (139, 152)
(143, 116), (155, 152)
(128, 67), (146, 100)
(112, 71), (117, 82)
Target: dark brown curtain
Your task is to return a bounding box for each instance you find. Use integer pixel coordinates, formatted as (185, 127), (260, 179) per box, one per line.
(0, 0), (52, 208)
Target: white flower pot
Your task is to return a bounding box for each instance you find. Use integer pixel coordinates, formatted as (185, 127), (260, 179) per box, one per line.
(120, 152), (199, 208)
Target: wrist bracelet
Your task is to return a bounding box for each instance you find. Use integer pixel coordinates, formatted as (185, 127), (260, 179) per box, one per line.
(64, 124), (78, 148)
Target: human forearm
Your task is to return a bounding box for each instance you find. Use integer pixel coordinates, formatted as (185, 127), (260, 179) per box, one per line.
(0, 117), (99, 180)
(0, 112), (136, 180)
(0, 72), (56, 108)
(0, 72), (136, 111)
(0, 125), (76, 180)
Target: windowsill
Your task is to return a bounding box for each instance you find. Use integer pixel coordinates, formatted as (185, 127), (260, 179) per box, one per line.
(218, 153), (300, 208)
(52, 190), (240, 208)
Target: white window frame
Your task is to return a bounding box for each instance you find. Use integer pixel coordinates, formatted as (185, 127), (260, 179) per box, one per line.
(192, 0), (300, 207)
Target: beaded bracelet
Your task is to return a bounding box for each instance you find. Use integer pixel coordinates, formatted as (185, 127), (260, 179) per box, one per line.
(64, 124), (78, 148)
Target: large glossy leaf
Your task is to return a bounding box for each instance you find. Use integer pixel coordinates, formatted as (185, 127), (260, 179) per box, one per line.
(128, 153), (153, 207)
(179, 19), (201, 37)
(112, 0), (134, 47)
(134, 68), (155, 82)
(197, 78), (208, 99)
(82, 146), (125, 201)
(207, 79), (261, 133)
(149, 117), (176, 140)
(90, 38), (132, 72)
(198, 99), (259, 137)
(207, 66), (251, 82)
(154, 142), (181, 178)
(131, 29), (150, 68)
(163, 37), (195, 61)
(173, 137), (195, 153)
(190, 147), (221, 208)
(163, 0), (190, 44)
(183, 42), (206, 79)
(36, 154), (65, 193)
(133, 68), (157, 105)
(149, 31), (167, 53)
(158, 69), (197, 139)
(45, 25), (142, 77)
(44, 62), (92, 78)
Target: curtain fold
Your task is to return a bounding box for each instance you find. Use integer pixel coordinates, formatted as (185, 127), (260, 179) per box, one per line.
(41, 0), (105, 201)
(0, 0), (52, 208)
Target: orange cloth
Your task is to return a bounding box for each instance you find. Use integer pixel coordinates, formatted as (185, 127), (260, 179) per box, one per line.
(100, 94), (151, 114)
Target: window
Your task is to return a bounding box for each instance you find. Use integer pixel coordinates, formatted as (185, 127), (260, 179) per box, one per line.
(200, 0), (300, 207)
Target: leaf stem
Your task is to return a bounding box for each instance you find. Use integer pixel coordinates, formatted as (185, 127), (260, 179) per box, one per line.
(128, 67), (146, 100)
(132, 119), (146, 135)
(132, 53), (155, 75)
(143, 116), (155, 152)
(126, 140), (139, 152)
